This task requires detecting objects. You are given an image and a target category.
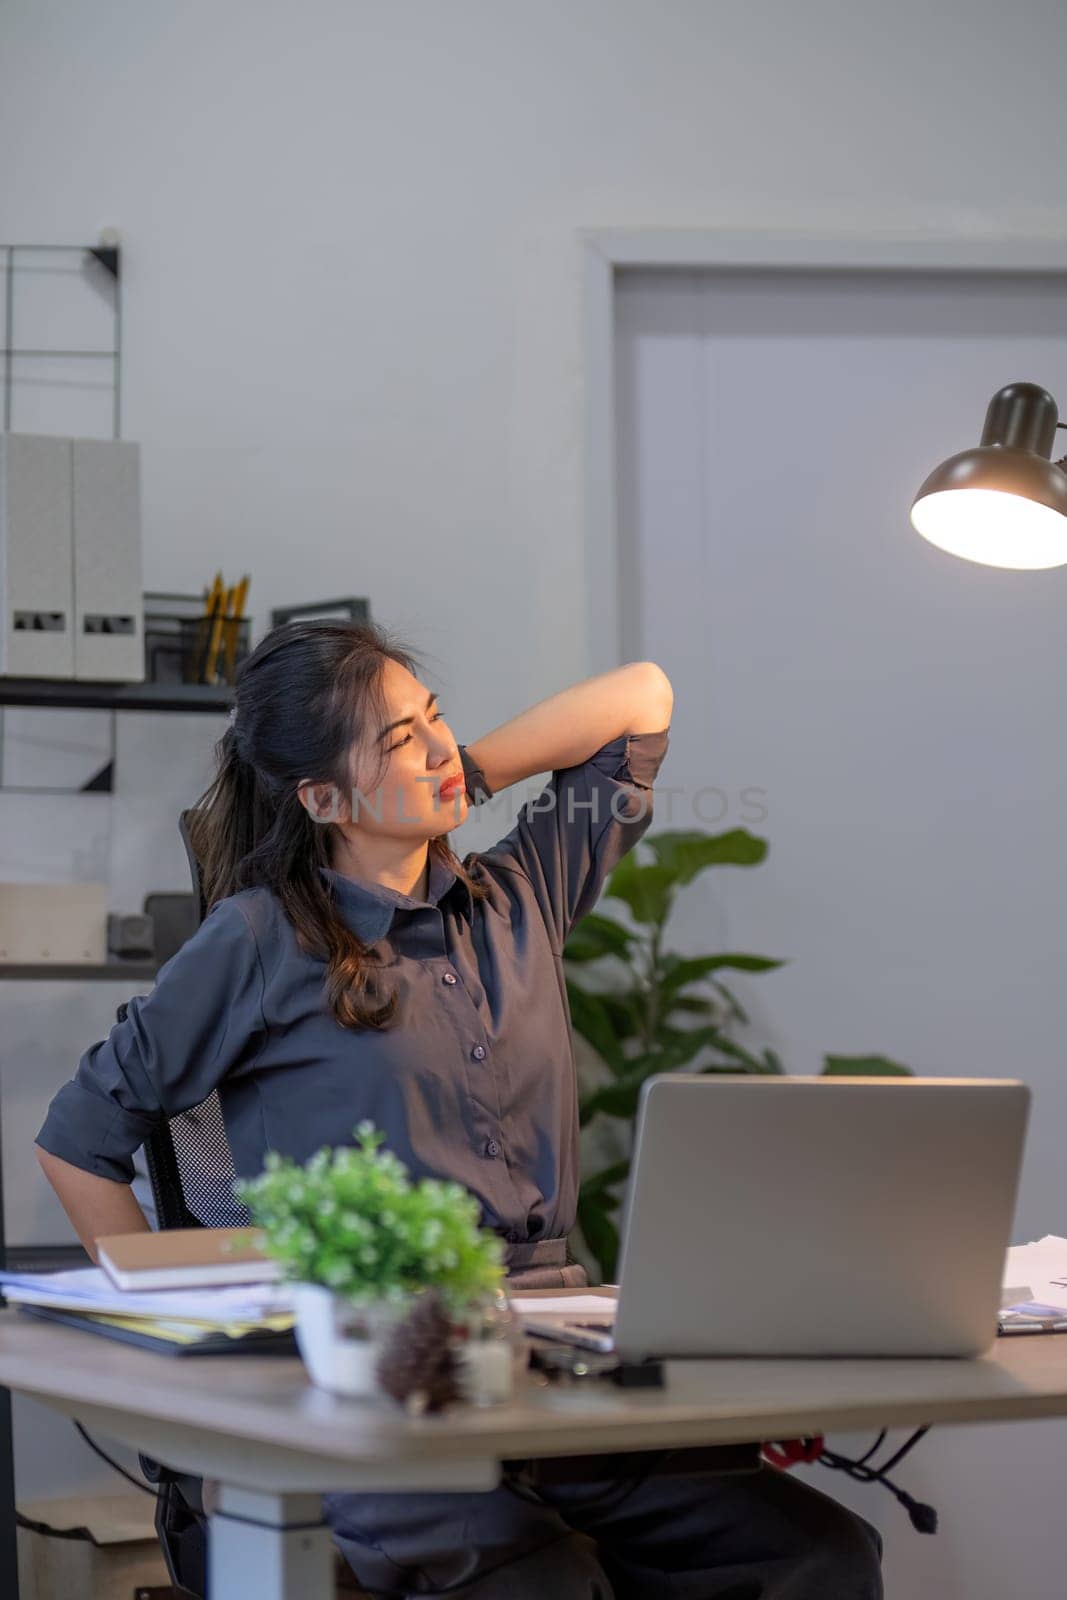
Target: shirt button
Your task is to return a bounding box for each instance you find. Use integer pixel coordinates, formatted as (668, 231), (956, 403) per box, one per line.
(486, 1139), (500, 1157)
(471, 1045), (486, 1061)
(442, 972), (457, 985)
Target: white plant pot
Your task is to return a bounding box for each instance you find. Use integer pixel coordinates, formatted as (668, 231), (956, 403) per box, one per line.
(292, 1282), (399, 1399)
(292, 1283), (520, 1406)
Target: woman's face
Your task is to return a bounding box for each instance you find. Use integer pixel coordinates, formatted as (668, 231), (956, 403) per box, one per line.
(343, 659), (468, 840)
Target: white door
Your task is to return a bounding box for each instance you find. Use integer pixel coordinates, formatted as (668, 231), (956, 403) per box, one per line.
(614, 265), (1067, 1600)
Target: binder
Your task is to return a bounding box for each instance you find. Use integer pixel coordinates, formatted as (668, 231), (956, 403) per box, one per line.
(72, 438), (144, 681)
(18, 1303), (298, 1357)
(0, 433), (75, 678)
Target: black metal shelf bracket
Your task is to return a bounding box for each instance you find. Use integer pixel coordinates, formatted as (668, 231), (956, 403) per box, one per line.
(2, 242), (122, 437)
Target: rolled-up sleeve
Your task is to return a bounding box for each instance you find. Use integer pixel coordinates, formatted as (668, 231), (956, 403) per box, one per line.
(481, 727), (669, 951)
(35, 896), (265, 1183)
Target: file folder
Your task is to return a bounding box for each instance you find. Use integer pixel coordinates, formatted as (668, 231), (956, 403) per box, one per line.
(73, 438), (144, 681)
(0, 433), (75, 678)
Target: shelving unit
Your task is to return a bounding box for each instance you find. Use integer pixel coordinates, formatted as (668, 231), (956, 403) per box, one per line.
(0, 676), (228, 1596)
(0, 676), (226, 968)
(0, 675), (221, 1239)
(2, 237), (123, 1600)
(0, 677), (233, 714)
(0, 962), (159, 981)
(2, 242), (122, 438)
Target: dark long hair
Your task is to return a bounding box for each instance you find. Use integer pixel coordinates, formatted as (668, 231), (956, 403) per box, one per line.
(186, 618), (488, 1030)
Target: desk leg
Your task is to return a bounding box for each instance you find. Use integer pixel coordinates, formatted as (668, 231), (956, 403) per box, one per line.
(0, 1387), (16, 1600)
(210, 1486), (334, 1600)
(0, 1085), (18, 1600)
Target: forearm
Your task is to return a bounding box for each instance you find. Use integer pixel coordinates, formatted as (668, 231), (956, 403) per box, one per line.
(465, 661), (673, 794)
(35, 1146), (150, 1261)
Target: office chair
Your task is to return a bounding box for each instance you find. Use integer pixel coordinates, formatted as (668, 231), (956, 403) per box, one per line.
(140, 813), (249, 1231)
(122, 812), (367, 1598)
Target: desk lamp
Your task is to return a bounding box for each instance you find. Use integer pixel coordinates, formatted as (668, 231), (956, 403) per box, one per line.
(910, 382), (1067, 569)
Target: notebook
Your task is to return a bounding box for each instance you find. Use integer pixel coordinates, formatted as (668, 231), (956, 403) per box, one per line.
(96, 1226), (280, 1291)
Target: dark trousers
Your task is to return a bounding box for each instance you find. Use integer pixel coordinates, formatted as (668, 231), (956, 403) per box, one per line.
(323, 1248), (883, 1599)
(324, 1459), (883, 1598)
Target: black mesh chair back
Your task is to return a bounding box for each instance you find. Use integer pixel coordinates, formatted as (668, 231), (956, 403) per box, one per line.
(162, 1097), (249, 1228)
(133, 810), (248, 1231)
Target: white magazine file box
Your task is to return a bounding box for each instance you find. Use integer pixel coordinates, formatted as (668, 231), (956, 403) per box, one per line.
(73, 438), (144, 681)
(0, 433), (75, 678)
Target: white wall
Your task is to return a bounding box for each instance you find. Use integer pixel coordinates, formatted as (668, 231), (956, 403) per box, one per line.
(2, 0), (1066, 1565)
(2, 0), (1064, 706)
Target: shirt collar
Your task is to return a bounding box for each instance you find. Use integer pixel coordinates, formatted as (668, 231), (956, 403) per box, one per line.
(318, 855), (474, 944)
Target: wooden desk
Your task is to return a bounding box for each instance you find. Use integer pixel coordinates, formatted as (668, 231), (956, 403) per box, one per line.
(3, 1309), (1067, 1598)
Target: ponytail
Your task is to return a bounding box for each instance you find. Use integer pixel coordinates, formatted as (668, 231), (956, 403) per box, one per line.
(183, 619), (487, 1031)
(187, 723), (284, 908)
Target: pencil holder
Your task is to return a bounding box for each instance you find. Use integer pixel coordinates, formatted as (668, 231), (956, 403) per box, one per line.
(179, 613), (252, 686)
(143, 595), (251, 687)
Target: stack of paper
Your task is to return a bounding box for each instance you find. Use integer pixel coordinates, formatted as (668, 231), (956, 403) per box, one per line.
(0, 1267), (295, 1356)
(1000, 1236), (1067, 1331)
(508, 1293), (617, 1316)
(1004, 1235), (1067, 1294)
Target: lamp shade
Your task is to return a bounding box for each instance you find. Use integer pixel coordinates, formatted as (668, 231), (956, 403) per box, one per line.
(910, 383), (1067, 570)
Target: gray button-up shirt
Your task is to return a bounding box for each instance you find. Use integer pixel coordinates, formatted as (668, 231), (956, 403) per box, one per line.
(36, 728), (669, 1248)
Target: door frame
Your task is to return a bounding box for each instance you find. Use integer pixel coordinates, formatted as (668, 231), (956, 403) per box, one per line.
(582, 228), (1067, 675)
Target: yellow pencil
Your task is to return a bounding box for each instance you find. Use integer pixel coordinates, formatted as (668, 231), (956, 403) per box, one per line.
(193, 573), (225, 684)
(206, 586), (233, 686)
(223, 574), (250, 682)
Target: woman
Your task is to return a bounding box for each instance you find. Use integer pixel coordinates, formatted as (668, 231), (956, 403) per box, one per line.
(36, 619), (882, 1598)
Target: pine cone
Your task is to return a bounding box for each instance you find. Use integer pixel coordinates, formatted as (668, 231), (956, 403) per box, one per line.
(375, 1290), (460, 1414)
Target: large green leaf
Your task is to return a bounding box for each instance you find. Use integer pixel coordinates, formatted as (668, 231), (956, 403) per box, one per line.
(658, 952), (786, 1005)
(602, 854), (676, 925)
(821, 1054), (913, 1077)
(697, 1034), (779, 1074)
(697, 1061), (765, 1075)
(665, 995), (718, 1018)
(577, 1191), (621, 1282)
(706, 978), (750, 1026)
(581, 1159), (631, 1199)
(563, 913), (635, 964)
(580, 1026), (724, 1124)
(644, 828), (768, 886)
(642, 1024), (726, 1073)
(580, 1076), (643, 1126)
(565, 980), (626, 1074)
(597, 992), (645, 1043)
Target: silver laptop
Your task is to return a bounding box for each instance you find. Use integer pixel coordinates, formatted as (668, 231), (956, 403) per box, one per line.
(523, 1075), (1030, 1359)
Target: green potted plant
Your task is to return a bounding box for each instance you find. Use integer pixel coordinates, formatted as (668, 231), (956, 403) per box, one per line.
(565, 828), (912, 1281)
(236, 1122), (510, 1404)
